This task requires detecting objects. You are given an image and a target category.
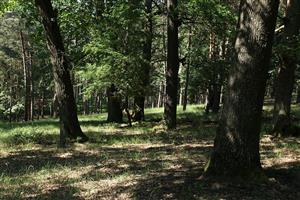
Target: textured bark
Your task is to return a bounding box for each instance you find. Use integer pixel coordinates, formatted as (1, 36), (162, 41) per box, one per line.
(133, 0), (153, 121)
(164, 0), (179, 129)
(205, 0), (279, 178)
(272, 0), (300, 136)
(107, 84), (123, 123)
(35, 0), (88, 146)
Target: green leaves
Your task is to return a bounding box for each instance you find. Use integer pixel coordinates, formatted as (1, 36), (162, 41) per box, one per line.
(0, 0), (19, 16)
(78, 0), (147, 99)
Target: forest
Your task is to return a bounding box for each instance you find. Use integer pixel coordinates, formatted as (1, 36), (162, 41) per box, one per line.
(0, 0), (300, 199)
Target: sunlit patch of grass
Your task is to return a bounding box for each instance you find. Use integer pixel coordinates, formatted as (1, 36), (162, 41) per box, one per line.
(0, 104), (300, 199)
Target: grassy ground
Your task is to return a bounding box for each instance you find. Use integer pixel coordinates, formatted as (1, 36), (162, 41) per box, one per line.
(0, 105), (299, 200)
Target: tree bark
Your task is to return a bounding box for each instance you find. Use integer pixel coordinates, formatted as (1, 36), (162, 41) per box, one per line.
(205, 33), (223, 114)
(35, 0), (88, 146)
(20, 30), (31, 122)
(164, 0), (179, 129)
(272, 0), (300, 136)
(157, 82), (163, 108)
(133, 0), (153, 121)
(183, 27), (192, 111)
(107, 84), (123, 123)
(205, 0), (279, 178)
(28, 49), (34, 120)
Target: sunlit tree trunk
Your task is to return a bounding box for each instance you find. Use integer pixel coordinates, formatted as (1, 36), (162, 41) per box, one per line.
(205, 0), (279, 178)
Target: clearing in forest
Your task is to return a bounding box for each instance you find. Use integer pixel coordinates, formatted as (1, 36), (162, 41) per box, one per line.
(0, 105), (300, 200)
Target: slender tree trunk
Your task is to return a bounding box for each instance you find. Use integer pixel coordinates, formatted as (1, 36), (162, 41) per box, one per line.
(272, 0), (300, 136)
(133, 0), (153, 121)
(206, 33), (222, 113)
(205, 88), (213, 114)
(41, 91), (45, 118)
(183, 28), (192, 111)
(107, 84), (123, 123)
(179, 87), (183, 106)
(296, 85), (300, 104)
(20, 30), (31, 121)
(211, 83), (222, 113)
(28, 50), (34, 120)
(157, 82), (163, 108)
(205, 0), (279, 178)
(35, 0), (88, 146)
(124, 97), (132, 127)
(164, 0), (179, 129)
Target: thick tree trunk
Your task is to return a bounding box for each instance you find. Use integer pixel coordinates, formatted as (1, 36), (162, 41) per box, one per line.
(107, 84), (123, 123)
(272, 0), (300, 136)
(164, 0), (179, 129)
(133, 0), (152, 121)
(205, 0), (279, 178)
(35, 0), (88, 146)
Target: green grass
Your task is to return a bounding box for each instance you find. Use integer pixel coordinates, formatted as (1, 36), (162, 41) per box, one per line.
(0, 104), (300, 200)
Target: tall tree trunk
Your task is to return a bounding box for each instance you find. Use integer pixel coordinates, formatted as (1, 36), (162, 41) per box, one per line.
(20, 30), (31, 122)
(133, 0), (153, 121)
(183, 27), (192, 111)
(35, 0), (88, 146)
(164, 0), (179, 129)
(205, 0), (279, 178)
(28, 49), (34, 120)
(107, 84), (123, 123)
(272, 0), (300, 136)
(205, 33), (222, 113)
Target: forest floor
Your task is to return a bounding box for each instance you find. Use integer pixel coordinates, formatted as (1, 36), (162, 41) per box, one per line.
(0, 105), (300, 200)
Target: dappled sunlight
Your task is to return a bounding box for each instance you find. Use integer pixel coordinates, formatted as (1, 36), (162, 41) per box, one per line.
(0, 106), (300, 199)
